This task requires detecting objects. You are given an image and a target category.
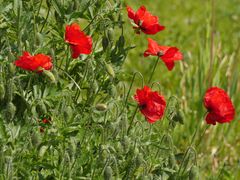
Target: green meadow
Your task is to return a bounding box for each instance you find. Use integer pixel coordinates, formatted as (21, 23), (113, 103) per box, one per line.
(0, 0), (239, 179)
(124, 0), (240, 178)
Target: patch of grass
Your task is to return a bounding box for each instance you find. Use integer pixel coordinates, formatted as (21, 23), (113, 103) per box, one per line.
(123, 0), (240, 178)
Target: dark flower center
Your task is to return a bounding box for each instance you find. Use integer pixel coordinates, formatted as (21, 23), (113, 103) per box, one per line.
(157, 51), (164, 57)
(139, 104), (147, 110)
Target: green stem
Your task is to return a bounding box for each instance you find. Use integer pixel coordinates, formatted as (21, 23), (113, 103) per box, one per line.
(177, 146), (194, 177)
(127, 106), (138, 135)
(196, 124), (210, 147)
(40, 6), (50, 33)
(36, 0), (43, 17)
(74, 60), (89, 102)
(65, 47), (70, 72)
(148, 57), (159, 84)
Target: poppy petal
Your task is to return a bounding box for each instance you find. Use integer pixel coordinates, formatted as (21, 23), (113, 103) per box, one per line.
(126, 5), (164, 35)
(204, 87), (235, 125)
(143, 38), (160, 57)
(14, 52), (52, 72)
(126, 6), (135, 20)
(134, 86), (166, 123)
(65, 23), (92, 58)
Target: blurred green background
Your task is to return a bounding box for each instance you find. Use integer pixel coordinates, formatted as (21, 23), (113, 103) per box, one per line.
(123, 0), (240, 178)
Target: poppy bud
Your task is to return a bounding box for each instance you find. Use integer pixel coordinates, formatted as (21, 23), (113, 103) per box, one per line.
(42, 69), (56, 83)
(39, 145), (48, 158)
(102, 36), (109, 50)
(105, 63), (115, 78)
(107, 28), (114, 43)
(95, 103), (107, 111)
(118, 35), (125, 48)
(172, 110), (184, 124)
(189, 165), (199, 180)
(104, 166), (113, 180)
(99, 149), (108, 163)
(0, 84), (5, 101)
(8, 63), (15, 75)
(4, 102), (16, 121)
(92, 81), (98, 94)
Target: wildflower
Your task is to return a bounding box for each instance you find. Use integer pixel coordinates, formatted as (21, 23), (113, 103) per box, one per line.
(144, 38), (183, 71)
(126, 5), (165, 34)
(204, 87), (235, 125)
(39, 118), (51, 133)
(65, 23), (92, 58)
(15, 51), (52, 72)
(134, 86), (166, 123)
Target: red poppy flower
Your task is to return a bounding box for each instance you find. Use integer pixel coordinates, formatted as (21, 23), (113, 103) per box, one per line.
(65, 23), (92, 58)
(134, 86), (166, 123)
(126, 5), (165, 35)
(204, 87), (235, 125)
(42, 118), (50, 124)
(144, 38), (183, 71)
(39, 118), (51, 133)
(15, 51), (52, 72)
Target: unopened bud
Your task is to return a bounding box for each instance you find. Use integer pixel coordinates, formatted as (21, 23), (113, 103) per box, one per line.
(0, 84), (5, 101)
(107, 28), (114, 43)
(105, 63), (115, 78)
(95, 103), (107, 111)
(8, 63), (15, 75)
(118, 35), (125, 48)
(43, 70), (56, 83)
(172, 110), (184, 124)
(102, 36), (109, 50)
(104, 166), (113, 180)
(189, 165), (199, 180)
